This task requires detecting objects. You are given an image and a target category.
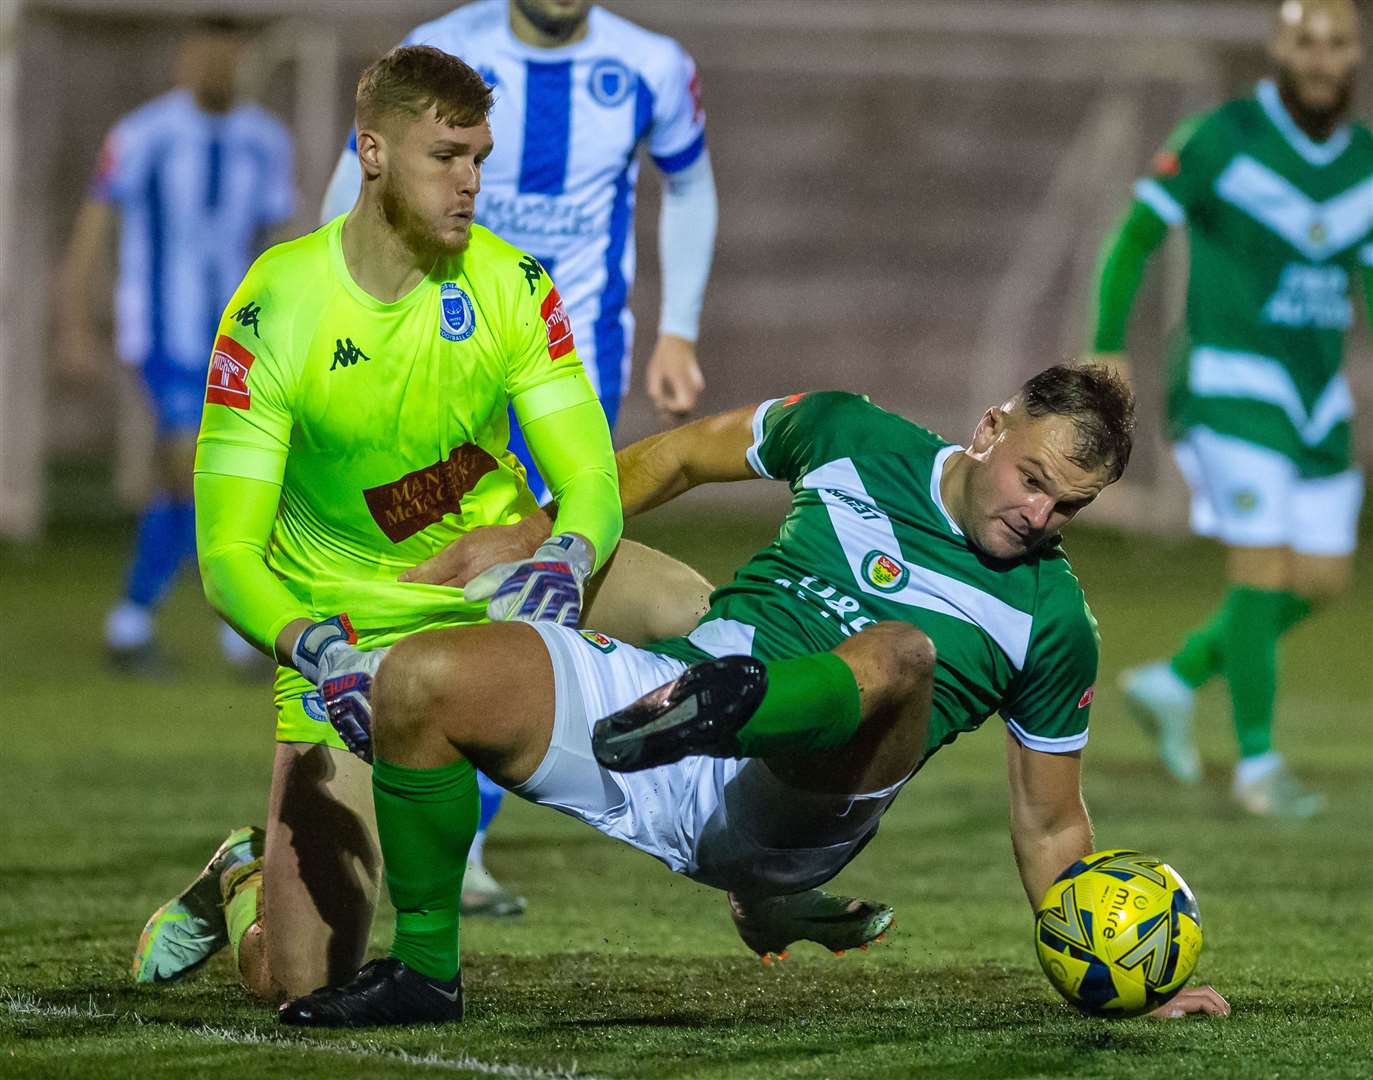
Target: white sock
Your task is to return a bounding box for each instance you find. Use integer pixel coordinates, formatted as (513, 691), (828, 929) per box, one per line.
(1235, 751), (1282, 787)
(106, 603), (153, 650)
(468, 830), (487, 869)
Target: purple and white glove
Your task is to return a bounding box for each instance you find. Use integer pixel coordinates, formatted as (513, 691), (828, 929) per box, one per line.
(291, 614), (387, 763)
(464, 532), (594, 627)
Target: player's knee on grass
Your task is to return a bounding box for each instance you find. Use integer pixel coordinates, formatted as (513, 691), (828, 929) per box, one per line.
(838, 621), (936, 718)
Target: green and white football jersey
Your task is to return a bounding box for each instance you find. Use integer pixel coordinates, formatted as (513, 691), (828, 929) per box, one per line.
(650, 393), (1100, 765)
(1134, 80), (1373, 475)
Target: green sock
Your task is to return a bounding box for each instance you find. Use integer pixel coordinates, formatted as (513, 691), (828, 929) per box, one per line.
(1220, 587), (1298, 759)
(735, 652), (863, 758)
(222, 860), (262, 966)
(373, 757), (478, 981)
(1170, 588), (1313, 690)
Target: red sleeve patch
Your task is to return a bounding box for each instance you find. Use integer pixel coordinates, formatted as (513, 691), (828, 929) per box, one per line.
(540, 286), (575, 361)
(688, 67), (704, 123)
(205, 334), (256, 409)
(1151, 150), (1180, 178)
(782, 392), (806, 407)
(1077, 685), (1096, 709)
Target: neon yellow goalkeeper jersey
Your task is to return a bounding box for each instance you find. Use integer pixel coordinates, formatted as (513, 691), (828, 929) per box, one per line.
(196, 215), (594, 687)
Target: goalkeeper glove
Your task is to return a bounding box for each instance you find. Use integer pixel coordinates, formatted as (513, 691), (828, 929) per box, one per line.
(290, 614), (384, 763)
(464, 532), (593, 627)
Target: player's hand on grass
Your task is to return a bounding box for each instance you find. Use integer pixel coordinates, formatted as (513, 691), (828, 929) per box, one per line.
(1148, 985), (1231, 1019)
(399, 511), (551, 588)
(289, 614), (381, 763)
(646, 334), (705, 422)
(463, 532), (593, 627)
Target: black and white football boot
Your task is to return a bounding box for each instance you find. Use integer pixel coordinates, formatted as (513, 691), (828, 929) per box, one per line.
(278, 958), (463, 1028)
(591, 655), (769, 772)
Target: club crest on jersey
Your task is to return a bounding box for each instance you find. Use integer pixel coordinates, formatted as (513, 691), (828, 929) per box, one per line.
(861, 550), (909, 593)
(205, 334), (255, 409)
(301, 691), (328, 723)
(541, 285), (575, 360)
(438, 282), (476, 342)
(588, 59), (634, 107)
(578, 629), (618, 653)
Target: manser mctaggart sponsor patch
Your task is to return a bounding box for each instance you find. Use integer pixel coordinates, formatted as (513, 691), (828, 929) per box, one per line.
(363, 445), (499, 543)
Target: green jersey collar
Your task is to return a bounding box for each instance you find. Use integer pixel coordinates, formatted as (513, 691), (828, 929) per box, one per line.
(1255, 79), (1352, 168)
(931, 444), (965, 537)
(329, 216), (443, 313)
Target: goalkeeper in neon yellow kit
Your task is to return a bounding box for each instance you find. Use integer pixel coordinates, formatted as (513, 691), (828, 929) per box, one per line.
(132, 46), (629, 1002)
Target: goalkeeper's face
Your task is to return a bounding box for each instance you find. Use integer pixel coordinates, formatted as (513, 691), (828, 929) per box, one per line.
(375, 111), (494, 257)
(960, 410), (1111, 561)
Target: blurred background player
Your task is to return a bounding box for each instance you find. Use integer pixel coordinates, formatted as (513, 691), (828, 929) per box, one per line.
(1090, 0), (1371, 818)
(320, 0), (718, 915)
(56, 16), (294, 674)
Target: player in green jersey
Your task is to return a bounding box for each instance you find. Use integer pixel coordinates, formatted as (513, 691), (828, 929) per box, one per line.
(132, 46), (714, 1001)
(278, 365), (1228, 1027)
(1090, 0), (1372, 818)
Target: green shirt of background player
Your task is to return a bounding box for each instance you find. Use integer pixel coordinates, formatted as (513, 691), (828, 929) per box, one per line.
(277, 366), (1228, 1028)
(1089, 0), (1372, 818)
(133, 47), (717, 1005)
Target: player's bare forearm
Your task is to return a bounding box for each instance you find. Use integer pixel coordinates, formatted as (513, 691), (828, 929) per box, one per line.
(1006, 731), (1092, 907)
(616, 404), (761, 518)
(1011, 813), (1094, 910)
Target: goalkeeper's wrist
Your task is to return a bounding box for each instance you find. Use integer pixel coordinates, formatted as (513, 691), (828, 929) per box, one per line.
(290, 613), (358, 684)
(536, 533), (594, 584)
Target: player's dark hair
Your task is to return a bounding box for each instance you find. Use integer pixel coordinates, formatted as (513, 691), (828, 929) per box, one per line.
(356, 45), (494, 132)
(1016, 364), (1135, 483)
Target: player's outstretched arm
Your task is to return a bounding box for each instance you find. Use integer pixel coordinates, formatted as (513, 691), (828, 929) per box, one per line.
(1087, 199), (1170, 378)
(1005, 730), (1094, 910)
(615, 403), (762, 519)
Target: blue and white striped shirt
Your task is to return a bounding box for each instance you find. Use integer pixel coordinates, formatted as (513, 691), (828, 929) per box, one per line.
(94, 89), (293, 369)
(398, 0), (707, 422)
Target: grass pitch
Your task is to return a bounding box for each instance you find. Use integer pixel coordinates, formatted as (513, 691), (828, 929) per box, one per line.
(2, 503), (1371, 1079)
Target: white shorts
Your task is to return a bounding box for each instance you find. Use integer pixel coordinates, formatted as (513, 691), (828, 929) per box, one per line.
(1173, 428), (1363, 557)
(511, 623), (909, 896)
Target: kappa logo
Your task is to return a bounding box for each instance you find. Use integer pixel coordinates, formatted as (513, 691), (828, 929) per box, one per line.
(331, 337), (370, 370)
(578, 629), (618, 653)
(231, 300), (262, 338)
(541, 285), (575, 360)
(205, 334), (256, 409)
(518, 255), (544, 296)
(588, 59), (633, 107)
(861, 550), (909, 593)
(439, 282), (477, 342)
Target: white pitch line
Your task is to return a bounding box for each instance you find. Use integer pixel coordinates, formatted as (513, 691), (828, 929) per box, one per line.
(3, 990), (612, 1080)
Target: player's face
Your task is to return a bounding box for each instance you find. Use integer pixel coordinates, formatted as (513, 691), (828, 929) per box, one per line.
(1271, 0), (1363, 116)
(375, 111), (493, 257)
(512, 0), (593, 40)
(962, 410), (1112, 561)
(177, 31), (245, 113)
